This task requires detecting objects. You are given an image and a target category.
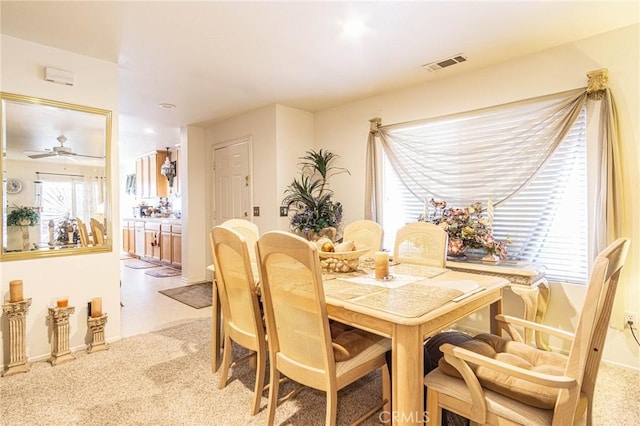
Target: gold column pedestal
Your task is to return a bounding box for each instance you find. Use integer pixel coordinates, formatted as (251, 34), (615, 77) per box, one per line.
(48, 306), (76, 366)
(87, 314), (109, 353)
(2, 298), (32, 377)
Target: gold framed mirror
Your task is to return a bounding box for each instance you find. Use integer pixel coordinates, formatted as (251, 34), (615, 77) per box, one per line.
(1, 92), (112, 260)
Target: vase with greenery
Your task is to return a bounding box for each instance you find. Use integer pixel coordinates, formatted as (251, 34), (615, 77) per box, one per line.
(6, 205), (40, 227)
(6, 205), (40, 251)
(282, 149), (350, 241)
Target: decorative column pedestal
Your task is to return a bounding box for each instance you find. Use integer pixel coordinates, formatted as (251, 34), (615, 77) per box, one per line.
(87, 314), (109, 353)
(48, 306), (76, 366)
(2, 298), (32, 377)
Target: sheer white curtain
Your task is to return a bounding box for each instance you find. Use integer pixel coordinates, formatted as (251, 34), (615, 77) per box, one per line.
(365, 70), (625, 325)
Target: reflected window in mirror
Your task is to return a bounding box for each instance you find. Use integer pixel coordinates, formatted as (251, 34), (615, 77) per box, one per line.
(1, 92), (112, 260)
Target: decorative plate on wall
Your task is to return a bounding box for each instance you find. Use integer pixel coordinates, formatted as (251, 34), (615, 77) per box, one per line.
(6, 178), (23, 194)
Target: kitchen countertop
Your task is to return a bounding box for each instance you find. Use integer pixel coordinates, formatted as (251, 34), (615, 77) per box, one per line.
(123, 217), (181, 223)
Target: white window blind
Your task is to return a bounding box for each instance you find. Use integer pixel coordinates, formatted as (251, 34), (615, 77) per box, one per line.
(381, 107), (588, 284)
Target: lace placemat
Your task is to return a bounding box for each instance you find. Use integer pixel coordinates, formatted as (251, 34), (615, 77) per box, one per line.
(390, 264), (449, 278)
(323, 279), (386, 300)
(349, 283), (464, 318)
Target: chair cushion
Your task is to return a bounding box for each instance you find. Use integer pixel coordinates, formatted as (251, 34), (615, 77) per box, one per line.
(332, 328), (382, 362)
(438, 333), (567, 409)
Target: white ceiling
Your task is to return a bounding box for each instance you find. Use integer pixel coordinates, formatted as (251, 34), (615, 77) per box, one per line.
(2, 1), (638, 160)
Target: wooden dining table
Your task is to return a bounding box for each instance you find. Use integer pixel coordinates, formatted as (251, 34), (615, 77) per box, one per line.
(322, 263), (508, 425)
(210, 262), (508, 426)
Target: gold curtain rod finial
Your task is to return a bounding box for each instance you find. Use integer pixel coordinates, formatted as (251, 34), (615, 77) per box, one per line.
(587, 68), (609, 100)
(369, 117), (382, 134)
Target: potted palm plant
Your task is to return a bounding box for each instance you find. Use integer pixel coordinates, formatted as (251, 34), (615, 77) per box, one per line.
(282, 149), (350, 241)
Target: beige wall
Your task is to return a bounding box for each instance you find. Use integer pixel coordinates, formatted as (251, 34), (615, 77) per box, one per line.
(313, 24), (639, 370)
(0, 36), (120, 366)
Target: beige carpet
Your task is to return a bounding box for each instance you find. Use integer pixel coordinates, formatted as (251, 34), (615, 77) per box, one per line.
(1, 318), (638, 425)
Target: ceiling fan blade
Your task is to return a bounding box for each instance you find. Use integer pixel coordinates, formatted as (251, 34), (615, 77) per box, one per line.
(28, 152), (56, 159)
(74, 153), (105, 159)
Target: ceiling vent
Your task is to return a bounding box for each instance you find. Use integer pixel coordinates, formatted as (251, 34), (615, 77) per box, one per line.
(422, 53), (468, 72)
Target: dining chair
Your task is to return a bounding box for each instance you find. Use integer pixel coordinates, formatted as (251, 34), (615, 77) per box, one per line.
(393, 222), (448, 267)
(221, 218), (260, 265)
(210, 225), (267, 416)
(424, 237), (630, 426)
(256, 230), (391, 426)
(76, 217), (90, 247)
(342, 219), (383, 260)
(90, 218), (105, 246)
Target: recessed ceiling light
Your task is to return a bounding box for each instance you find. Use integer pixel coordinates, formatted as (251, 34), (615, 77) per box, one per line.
(158, 103), (176, 109)
(144, 128), (155, 134)
(342, 19), (366, 37)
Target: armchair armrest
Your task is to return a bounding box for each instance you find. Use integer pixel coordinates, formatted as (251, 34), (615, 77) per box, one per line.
(441, 343), (576, 388)
(496, 314), (575, 344)
(438, 342), (577, 424)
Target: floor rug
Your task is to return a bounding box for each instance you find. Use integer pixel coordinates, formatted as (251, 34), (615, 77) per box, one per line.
(124, 259), (159, 269)
(145, 267), (182, 278)
(158, 282), (213, 308)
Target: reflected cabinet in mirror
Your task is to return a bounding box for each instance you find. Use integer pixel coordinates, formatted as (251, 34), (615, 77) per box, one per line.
(1, 93), (112, 260)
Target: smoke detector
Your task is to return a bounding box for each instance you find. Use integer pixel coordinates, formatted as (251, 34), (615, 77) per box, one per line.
(423, 53), (468, 72)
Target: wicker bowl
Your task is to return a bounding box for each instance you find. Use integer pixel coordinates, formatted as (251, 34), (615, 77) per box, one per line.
(318, 248), (369, 273)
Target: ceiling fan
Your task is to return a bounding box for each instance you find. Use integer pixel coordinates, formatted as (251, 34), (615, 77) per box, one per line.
(26, 135), (103, 160)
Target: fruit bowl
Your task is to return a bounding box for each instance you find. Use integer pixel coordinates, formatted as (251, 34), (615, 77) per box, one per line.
(318, 248), (369, 273)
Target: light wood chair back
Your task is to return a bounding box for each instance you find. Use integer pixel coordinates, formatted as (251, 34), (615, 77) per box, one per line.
(257, 230), (391, 426)
(90, 218), (105, 246)
(424, 237), (630, 426)
(76, 218), (90, 247)
(393, 222), (448, 267)
(210, 225), (267, 416)
(342, 219), (383, 260)
(221, 218), (259, 265)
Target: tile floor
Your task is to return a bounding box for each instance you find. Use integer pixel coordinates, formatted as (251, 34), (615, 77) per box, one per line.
(120, 256), (211, 338)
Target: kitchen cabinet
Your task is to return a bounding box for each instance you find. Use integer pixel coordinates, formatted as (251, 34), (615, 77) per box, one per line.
(171, 224), (182, 268)
(160, 223), (172, 264)
(144, 222), (161, 262)
(135, 150), (168, 199)
(122, 221), (136, 254)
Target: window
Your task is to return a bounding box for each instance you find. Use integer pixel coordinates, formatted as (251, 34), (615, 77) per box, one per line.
(380, 100), (588, 284)
(38, 179), (87, 243)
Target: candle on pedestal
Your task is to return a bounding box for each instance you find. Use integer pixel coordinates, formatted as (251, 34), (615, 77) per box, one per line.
(91, 297), (102, 318)
(9, 280), (24, 303)
(57, 297), (68, 308)
(374, 251), (390, 280)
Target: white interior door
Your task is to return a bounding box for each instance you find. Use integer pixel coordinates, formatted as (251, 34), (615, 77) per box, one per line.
(213, 140), (250, 224)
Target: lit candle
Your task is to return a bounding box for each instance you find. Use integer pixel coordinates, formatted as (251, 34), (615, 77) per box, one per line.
(57, 297), (68, 308)
(91, 297), (102, 318)
(487, 198), (494, 230)
(375, 251), (390, 280)
(9, 280), (24, 303)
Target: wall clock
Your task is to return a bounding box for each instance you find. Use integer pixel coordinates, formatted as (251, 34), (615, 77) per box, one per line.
(6, 178), (23, 194)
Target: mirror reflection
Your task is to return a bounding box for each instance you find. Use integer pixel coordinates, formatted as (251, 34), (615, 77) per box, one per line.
(1, 93), (112, 259)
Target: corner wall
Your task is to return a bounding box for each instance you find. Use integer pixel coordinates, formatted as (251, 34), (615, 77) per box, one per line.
(313, 24), (639, 370)
(0, 36), (120, 367)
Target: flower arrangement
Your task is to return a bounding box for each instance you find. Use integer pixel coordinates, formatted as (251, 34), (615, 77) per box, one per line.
(6, 205), (40, 226)
(282, 149), (349, 240)
(418, 199), (509, 259)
